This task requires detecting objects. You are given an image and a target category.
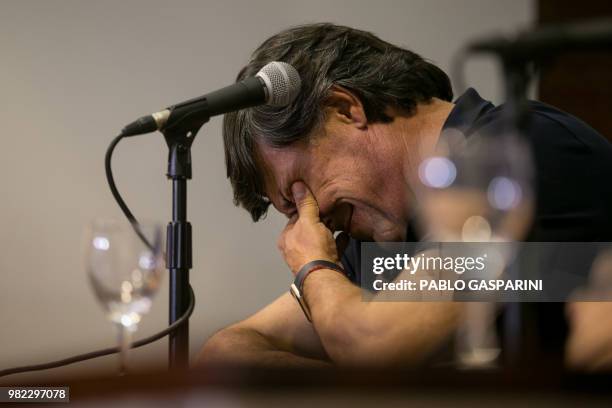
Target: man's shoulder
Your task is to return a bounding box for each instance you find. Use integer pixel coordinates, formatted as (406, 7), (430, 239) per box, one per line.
(471, 98), (611, 152)
(467, 97), (612, 241)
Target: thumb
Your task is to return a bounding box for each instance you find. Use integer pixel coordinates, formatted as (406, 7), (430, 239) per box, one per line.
(292, 181), (319, 221)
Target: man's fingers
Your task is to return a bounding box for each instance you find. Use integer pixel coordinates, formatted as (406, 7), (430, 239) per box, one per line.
(291, 181), (319, 221)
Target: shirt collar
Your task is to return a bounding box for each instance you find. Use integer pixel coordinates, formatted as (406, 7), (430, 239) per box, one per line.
(442, 88), (495, 134)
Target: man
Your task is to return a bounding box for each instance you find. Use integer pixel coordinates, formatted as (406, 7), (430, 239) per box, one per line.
(198, 23), (612, 367)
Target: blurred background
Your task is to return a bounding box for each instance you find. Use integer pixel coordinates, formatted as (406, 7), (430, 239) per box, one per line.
(3, 0), (604, 379)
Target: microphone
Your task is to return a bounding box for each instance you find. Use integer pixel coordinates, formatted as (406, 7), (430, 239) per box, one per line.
(121, 61), (301, 137)
(467, 18), (612, 60)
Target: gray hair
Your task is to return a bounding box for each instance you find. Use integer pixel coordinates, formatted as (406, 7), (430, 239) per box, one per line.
(223, 23), (453, 221)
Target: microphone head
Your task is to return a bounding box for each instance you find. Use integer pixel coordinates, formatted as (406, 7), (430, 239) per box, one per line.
(256, 61), (301, 107)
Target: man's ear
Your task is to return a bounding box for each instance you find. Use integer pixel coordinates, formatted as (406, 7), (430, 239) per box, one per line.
(324, 85), (368, 129)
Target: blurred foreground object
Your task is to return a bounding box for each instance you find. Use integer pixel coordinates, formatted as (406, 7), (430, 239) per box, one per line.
(5, 364), (612, 406)
(566, 251), (612, 371)
(417, 125), (534, 369)
(84, 219), (164, 374)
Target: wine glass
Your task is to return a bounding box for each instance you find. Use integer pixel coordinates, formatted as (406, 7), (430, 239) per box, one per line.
(416, 127), (535, 368)
(417, 128), (534, 243)
(84, 219), (164, 374)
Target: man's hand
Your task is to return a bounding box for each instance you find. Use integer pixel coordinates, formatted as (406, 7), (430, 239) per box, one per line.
(274, 182), (459, 367)
(277, 181), (340, 275)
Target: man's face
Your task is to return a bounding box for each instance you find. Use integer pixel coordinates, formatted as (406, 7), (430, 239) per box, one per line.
(256, 116), (410, 242)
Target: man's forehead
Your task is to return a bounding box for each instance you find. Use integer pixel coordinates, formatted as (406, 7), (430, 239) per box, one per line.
(255, 141), (303, 201)
(256, 142), (298, 166)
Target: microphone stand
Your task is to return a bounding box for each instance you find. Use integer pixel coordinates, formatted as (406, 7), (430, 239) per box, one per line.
(162, 118), (205, 369)
(116, 62), (284, 369)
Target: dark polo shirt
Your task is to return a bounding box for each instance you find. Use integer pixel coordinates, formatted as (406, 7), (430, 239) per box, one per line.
(340, 88), (612, 359)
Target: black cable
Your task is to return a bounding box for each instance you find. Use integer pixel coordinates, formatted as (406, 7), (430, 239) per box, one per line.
(0, 133), (197, 379)
(0, 286), (195, 379)
(105, 134), (154, 251)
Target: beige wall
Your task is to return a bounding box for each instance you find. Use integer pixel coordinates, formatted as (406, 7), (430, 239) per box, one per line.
(0, 0), (533, 378)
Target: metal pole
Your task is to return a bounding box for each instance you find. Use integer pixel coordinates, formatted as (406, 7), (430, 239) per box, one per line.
(165, 142), (193, 369)
(168, 179), (190, 368)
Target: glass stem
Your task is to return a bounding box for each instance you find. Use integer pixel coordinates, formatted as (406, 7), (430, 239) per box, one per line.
(457, 302), (500, 368)
(117, 322), (133, 376)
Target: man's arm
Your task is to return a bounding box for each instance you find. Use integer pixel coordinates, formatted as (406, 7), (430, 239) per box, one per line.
(196, 291), (331, 368)
(277, 181), (461, 366)
(303, 269), (461, 366)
